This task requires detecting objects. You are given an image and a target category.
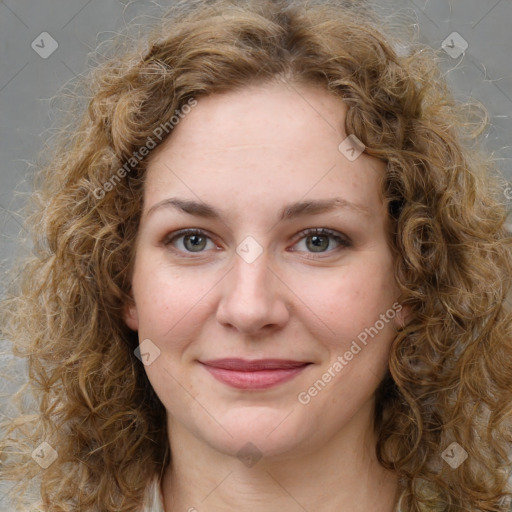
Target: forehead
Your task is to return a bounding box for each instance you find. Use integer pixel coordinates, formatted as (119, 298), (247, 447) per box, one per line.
(143, 81), (386, 220)
(150, 81), (349, 158)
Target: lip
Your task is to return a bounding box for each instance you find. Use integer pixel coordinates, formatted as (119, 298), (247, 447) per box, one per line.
(200, 358), (312, 390)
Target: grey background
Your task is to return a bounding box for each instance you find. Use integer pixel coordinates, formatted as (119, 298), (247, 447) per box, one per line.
(0, 0), (511, 508)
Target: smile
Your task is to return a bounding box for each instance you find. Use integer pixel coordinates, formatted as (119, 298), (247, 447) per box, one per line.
(199, 358), (312, 390)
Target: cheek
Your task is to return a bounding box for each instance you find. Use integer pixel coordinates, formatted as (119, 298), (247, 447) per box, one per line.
(297, 268), (397, 419)
(297, 258), (397, 345)
(131, 257), (214, 340)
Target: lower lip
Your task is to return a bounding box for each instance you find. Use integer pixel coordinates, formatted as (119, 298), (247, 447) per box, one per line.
(201, 365), (309, 390)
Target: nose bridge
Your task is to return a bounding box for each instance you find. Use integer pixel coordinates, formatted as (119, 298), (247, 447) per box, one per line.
(232, 251), (270, 299)
(216, 246), (288, 334)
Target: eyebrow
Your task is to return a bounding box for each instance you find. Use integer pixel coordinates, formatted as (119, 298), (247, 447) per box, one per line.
(146, 196), (371, 221)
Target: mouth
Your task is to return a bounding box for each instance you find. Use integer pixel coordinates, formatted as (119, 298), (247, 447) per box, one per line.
(199, 358), (312, 390)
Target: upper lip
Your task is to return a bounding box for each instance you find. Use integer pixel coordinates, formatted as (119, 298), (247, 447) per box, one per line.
(200, 358), (311, 371)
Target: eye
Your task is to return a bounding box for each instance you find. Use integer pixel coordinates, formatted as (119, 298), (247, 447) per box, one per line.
(291, 228), (351, 255)
(163, 229), (216, 254)
(163, 227), (351, 257)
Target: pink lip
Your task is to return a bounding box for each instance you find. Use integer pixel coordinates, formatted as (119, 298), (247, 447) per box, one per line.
(200, 358), (311, 390)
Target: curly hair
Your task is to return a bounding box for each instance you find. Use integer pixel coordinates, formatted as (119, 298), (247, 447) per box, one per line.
(1, 0), (512, 510)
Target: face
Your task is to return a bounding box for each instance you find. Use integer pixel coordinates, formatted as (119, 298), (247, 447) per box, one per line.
(124, 80), (407, 461)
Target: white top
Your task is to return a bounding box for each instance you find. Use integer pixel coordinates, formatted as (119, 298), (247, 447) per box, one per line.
(143, 478), (165, 512)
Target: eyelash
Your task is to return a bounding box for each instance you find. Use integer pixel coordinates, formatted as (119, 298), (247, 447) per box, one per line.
(162, 227), (351, 258)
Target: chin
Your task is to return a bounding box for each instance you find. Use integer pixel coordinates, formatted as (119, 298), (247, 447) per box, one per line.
(198, 405), (315, 461)
(208, 431), (305, 463)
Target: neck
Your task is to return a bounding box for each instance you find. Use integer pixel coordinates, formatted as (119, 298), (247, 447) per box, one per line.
(161, 403), (399, 512)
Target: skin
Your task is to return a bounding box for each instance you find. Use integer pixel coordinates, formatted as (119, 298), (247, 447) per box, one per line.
(124, 79), (409, 511)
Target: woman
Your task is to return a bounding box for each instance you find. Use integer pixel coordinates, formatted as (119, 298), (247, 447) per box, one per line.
(1, 0), (511, 511)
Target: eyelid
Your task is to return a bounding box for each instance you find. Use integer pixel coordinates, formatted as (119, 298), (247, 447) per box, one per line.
(289, 227), (351, 254)
(162, 228), (219, 255)
(292, 227), (351, 244)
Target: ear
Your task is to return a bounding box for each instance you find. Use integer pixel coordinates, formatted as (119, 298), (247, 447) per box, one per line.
(123, 299), (139, 331)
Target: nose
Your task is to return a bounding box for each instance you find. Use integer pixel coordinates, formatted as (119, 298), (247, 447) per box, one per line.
(215, 249), (290, 336)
